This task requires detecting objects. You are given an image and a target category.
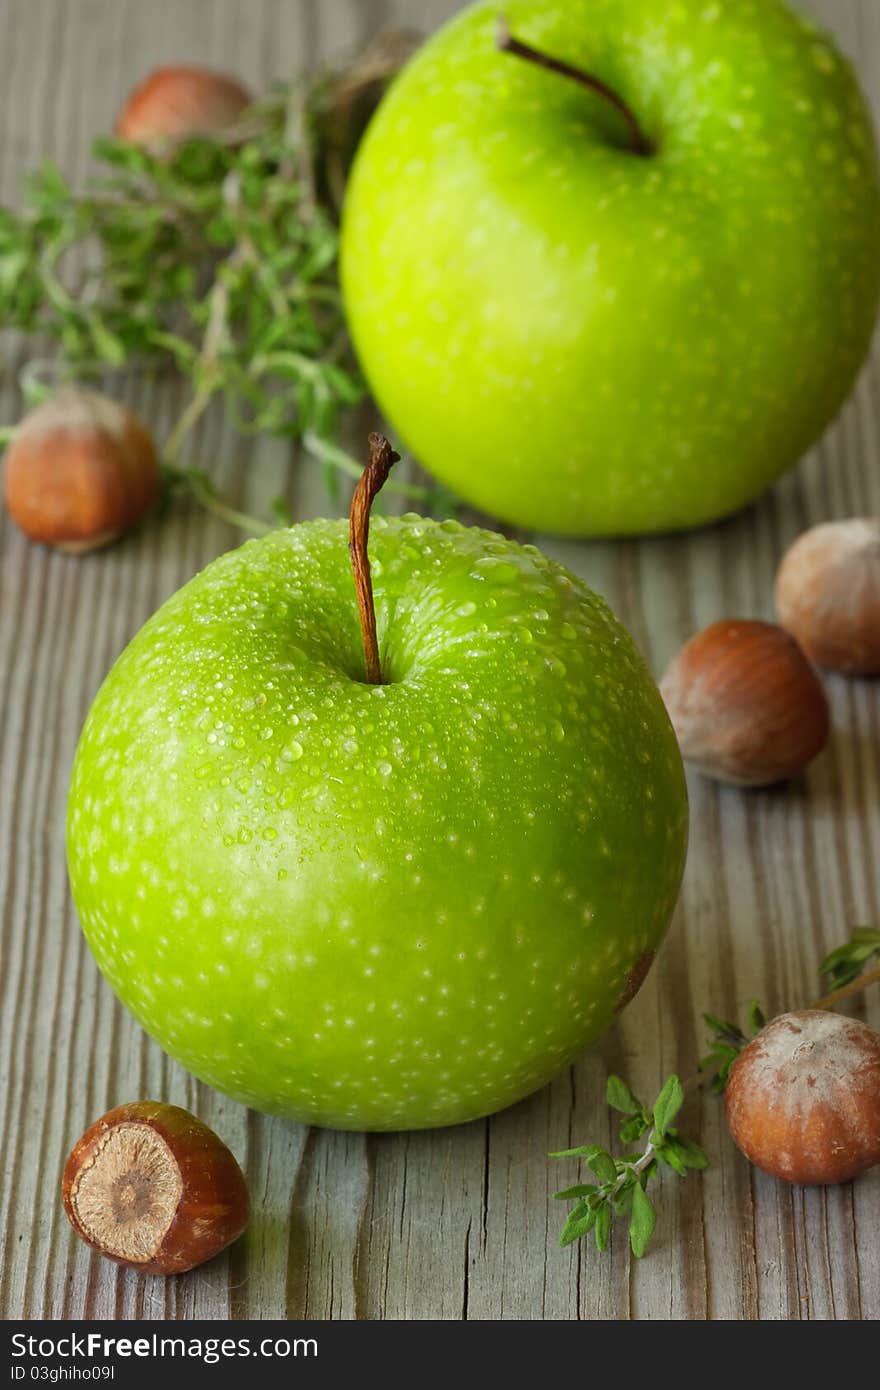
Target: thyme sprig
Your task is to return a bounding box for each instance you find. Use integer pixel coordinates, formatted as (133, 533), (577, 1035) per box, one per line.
(0, 34), (448, 524)
(553, 1075), (708, 1258)
(699, 999), (766, 1094)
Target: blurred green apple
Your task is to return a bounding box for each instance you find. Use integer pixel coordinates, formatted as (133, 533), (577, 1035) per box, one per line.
(67, 507), (687, 1130)
(341, 0), (880, 535)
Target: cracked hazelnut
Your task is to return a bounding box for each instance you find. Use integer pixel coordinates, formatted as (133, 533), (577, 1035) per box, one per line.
(62, 1101), (249, 1274)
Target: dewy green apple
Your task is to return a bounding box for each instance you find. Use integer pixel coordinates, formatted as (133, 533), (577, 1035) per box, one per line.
(67, 439), (688, 1130)
(341, 0), (880, 536)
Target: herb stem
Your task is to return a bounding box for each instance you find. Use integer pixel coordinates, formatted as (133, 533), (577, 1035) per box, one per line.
(163, 465), (273, 536)
(809, 963), (880, 1013)
(163, 385), (215, 467)
(302, 429), (441, 504)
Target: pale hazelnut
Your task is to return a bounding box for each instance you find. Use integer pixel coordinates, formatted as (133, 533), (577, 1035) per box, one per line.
(725, 1011), (880, 1185)
(775, 518), (880, 676)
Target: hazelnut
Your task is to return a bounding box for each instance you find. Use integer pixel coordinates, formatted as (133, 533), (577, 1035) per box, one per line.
(3, 386), (160, 552)
(775, 518), (880, 676)
(659, 619), (829, 786)
(725, 1011), (880, 1185)
(116, 67), (252, 149)
(62, 1101), (249, 1274)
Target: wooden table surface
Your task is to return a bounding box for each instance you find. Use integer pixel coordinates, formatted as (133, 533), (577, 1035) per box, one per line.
(2, 0), (880, 1322)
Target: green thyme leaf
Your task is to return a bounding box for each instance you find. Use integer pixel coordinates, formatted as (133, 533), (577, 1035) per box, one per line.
(747, 999), (766, 1033)
(594, 1203), (612, 1254)
(629, 1183), (656, 1259)
(606, 1074), (643, 1116)
(553, 1183), (599, 1202)
(667, 1134), (710, 1170)
(584, 1148), (618, 1185)
(652, 1075), (684, 1138)
(559, 1203), (596, 1248)
(820, 928), (880, 989)
(619, 1114), (651, 1144)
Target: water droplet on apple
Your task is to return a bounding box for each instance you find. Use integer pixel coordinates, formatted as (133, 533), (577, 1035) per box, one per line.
(560, 623), (577, 641)
(282, 741), (303, 761)
(470, 558), (518, 584)
(455, 601), (476, 617)
(262, 827), (278, 841)
(377, 761), (392, 777)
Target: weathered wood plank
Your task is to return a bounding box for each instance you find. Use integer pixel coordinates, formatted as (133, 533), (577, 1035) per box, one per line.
(2, 0), (879, 1321)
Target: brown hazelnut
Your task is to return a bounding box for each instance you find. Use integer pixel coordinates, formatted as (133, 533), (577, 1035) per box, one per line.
(725, 1010), (880, 1185)
(659, 619), (830, 786)
(3, 386), (160, 552)
(775, 518), (880, 676)
(116, 67), (251, 149)
(62, 1101), (250, 1274)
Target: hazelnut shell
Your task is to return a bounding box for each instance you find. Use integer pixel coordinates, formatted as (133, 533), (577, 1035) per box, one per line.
(659, 618), (829, 786)
(3, 387), (159, 551)
(116, 66), (251, 147)
(725, 1010), (880, 1185)
(775, 519), (880, 676)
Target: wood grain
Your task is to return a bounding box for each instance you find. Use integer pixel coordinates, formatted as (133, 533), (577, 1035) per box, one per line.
(1, 0), (879, 1321)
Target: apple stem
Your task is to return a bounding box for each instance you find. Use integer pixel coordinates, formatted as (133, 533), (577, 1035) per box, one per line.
(349, 432), (400, 685)
(495, 16), (651, 158)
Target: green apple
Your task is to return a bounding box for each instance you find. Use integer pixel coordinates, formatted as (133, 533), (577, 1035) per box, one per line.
(67, 513), (687, 1130)
(341, 0), (880, 536)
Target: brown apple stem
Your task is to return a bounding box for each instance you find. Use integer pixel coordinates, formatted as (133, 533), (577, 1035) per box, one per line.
(808, 963), (880, 1013)
(349, 432), (400, 684)
(495, 15), (651, 157)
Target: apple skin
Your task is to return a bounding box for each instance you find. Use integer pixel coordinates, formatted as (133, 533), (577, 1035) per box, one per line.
(67, 517), (687, 1130)
(341, 0), (880, 536)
